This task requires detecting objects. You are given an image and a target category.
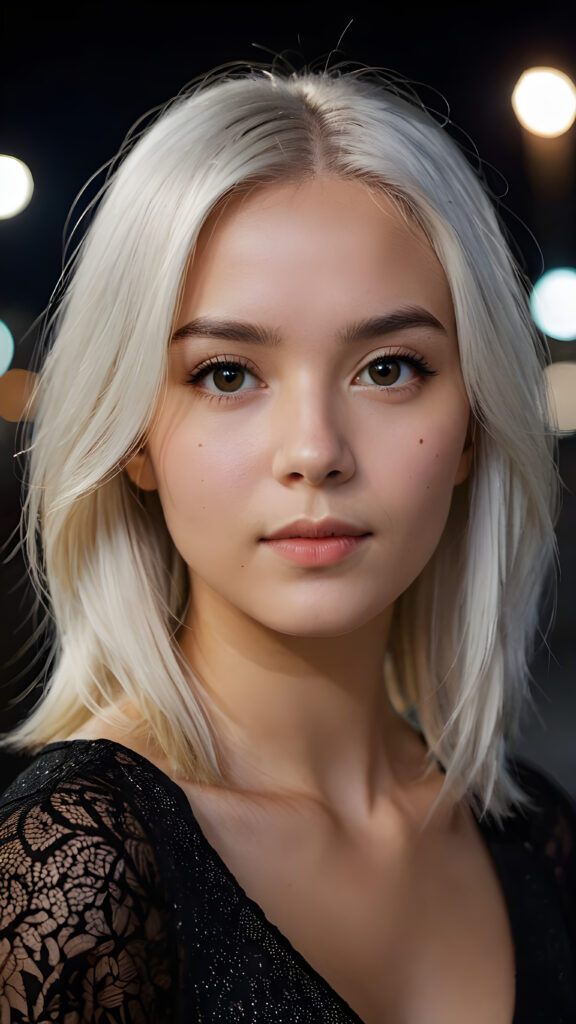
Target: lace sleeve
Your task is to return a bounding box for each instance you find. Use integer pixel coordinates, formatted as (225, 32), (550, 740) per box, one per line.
(0, 775), (177, 1022)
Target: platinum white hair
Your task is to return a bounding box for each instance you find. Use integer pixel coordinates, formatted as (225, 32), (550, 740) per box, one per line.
(1, 66), (558, 820)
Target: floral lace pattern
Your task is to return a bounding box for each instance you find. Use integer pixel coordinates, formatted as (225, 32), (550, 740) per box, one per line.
(0, 740), (575, 1023)
(0, 760), (176, 1022)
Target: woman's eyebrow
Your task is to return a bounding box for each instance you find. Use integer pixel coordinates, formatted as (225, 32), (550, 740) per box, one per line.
(339, 308), (446, 343)
(171, 307), (446, 347)
(171, 317), (281, 346)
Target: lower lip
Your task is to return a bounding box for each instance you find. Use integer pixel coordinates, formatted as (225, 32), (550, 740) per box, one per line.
(261, 535), (369, 567)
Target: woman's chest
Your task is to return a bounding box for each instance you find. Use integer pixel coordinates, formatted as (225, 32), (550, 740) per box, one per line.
(182, 787), (516, 1024)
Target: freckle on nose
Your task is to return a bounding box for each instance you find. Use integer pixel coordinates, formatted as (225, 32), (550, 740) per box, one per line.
(419, 438), (423, 444)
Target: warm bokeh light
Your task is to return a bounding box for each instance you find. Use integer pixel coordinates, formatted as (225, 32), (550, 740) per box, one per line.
(531, 268), (576, 340)
(512, 68), (576, 137)
(0, 369), (37, 422)
(0, 155), (34, 218)
(545, 362), (576, 432)
(0, 320), (14, 375)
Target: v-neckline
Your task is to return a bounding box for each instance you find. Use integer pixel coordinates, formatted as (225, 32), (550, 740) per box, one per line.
(41, 736), (519, 1024)
(42, 737), (365, 1019)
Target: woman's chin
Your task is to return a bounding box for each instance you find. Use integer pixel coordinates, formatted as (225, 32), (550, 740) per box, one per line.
(254, 605), (391, 641)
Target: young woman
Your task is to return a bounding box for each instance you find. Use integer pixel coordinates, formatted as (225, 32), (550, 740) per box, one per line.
(0, 65), (573, 1023)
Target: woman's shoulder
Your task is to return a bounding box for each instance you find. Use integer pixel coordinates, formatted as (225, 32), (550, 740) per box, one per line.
(0, 739), (182, 1021)
(480, 758), (575, 861)
(0, 737), (199, 891)
(509, 758), (576, 851)
(0, 737), (188, 921)
(484, 758), (576, 924)
(513, 759), (576, 888)
(1, 737), (184, 834)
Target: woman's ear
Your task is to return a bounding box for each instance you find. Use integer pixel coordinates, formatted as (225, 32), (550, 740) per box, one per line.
(454, 442), (473, 485)
(123, 447), (158, 491)
(454, 418), (475, 486)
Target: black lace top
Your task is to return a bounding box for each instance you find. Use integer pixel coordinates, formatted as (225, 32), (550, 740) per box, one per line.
(0, 739), (574, 1023)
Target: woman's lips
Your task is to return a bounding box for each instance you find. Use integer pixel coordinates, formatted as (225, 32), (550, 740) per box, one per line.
(260, 534), (370, 567)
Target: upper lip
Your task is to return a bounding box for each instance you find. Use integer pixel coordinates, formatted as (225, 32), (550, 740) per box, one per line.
(262, 518), (371, 540)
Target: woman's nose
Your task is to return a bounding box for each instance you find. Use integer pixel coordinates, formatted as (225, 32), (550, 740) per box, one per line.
(270, 384), (356, 487)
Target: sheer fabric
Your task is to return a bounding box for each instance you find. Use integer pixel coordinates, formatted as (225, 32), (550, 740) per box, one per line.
(0, 739), (574, 1022)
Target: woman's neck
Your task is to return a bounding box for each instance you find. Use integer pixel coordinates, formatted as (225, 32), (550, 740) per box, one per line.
(177, 580), (423, 823)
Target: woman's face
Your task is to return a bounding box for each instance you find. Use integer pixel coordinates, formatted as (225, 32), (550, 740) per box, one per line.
(127, 178), (471, 638)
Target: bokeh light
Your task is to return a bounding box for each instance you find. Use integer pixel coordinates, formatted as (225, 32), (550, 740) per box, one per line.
(512, 68), (576, 137)
(0, 369), (37, 422)
(0, 320), (14, 375)
(545, 362), (576, 432)
(530, 268), (576, 340)
(0, 155), (34, 218)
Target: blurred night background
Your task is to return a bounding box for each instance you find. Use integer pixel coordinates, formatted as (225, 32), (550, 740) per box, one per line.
(1, 3), (575, 796)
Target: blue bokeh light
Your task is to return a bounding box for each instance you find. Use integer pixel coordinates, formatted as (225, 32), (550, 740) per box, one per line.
(0, 319), (15, 376)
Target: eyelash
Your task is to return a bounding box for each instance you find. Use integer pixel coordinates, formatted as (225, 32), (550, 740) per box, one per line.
(187, 356), (262, 403)
(186, 350), (437, 402)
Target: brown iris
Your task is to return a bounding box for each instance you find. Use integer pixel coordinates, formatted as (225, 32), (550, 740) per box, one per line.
(368, 359), (401, 386)
(213, 365), (245, 392)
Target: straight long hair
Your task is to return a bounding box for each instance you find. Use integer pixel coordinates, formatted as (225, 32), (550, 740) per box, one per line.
(1, 66), (558, 820)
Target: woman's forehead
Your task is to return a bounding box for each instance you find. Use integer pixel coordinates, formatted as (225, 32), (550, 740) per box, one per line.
(178, 177), (452, 327)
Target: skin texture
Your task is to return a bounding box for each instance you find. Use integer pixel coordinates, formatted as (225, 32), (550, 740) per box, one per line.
(126, 177), (472, 813)
(95, 180), (517, 1023)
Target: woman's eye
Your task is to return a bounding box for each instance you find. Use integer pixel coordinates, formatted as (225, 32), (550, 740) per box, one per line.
(355, 355), (434, 389)
(189, 360), (259, 395)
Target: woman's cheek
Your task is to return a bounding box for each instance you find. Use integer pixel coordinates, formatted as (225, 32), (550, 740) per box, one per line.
(154, 426), (253, 528)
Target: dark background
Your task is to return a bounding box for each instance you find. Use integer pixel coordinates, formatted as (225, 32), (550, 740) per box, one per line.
(1, 3), (575, 795)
